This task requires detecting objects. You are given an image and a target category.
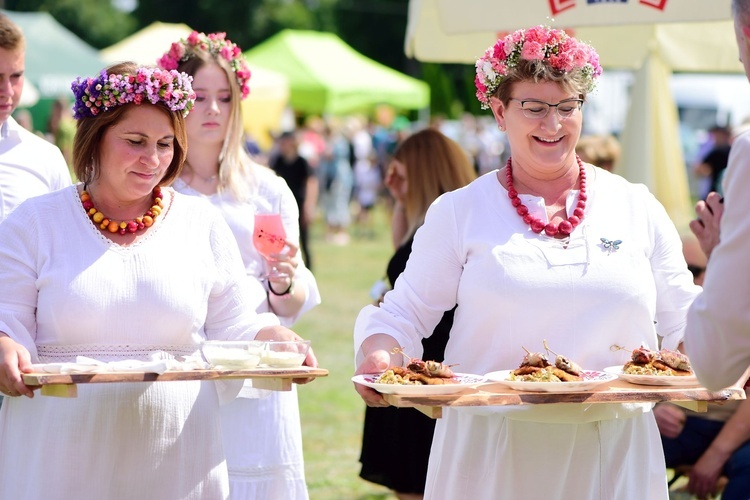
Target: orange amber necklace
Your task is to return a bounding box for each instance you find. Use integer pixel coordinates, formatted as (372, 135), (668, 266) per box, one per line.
(80, 186), (164, 235)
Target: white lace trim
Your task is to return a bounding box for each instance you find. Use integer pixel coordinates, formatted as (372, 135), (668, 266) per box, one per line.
(36, 344), (200, 363)
(227, 462), (306, 481)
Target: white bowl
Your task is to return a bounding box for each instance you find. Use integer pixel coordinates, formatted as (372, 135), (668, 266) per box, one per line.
(261, 340), (310, 368)
(201, 340), (265, 369)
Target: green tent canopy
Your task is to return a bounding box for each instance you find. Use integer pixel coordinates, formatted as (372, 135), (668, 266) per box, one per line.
(244, 29), (429, 115)
(3, 10), (105, 98)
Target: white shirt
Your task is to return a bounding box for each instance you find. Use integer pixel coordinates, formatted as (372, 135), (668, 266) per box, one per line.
(0, 116), (71, 222)
(685, 130), (750, 391)
(354, 167), (699, 499)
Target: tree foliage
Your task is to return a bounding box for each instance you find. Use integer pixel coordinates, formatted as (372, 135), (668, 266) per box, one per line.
(5, 0), (474, 119)
(5, 0), (136, 49)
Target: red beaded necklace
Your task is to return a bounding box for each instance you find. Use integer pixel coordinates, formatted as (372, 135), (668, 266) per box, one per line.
(504, 156), (586, 237)
(80, 186), (164, 235)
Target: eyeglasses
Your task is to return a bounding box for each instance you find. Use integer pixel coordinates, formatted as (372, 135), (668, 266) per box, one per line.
(509, 98), (584, 119)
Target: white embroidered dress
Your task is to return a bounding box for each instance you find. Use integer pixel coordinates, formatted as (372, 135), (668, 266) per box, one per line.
(354, 168), (700, 500)
(173, 163), (320, 500)
(0, 186), (276, 500)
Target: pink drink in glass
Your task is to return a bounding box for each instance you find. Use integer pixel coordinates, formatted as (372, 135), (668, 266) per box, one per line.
(253, 213), (286, 259)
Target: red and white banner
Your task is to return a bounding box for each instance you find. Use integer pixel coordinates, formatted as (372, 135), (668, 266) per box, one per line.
(431, 0), (730, 35)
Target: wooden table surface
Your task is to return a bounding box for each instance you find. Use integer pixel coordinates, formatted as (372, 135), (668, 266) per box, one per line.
(22, 367), (329, 398)
(382, 379), (746, 418)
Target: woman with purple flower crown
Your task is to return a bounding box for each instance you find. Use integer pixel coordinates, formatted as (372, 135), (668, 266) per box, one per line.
(0, 61), (316, 498)
(353, 26), (700, 499)
(159, 32), (320, 499)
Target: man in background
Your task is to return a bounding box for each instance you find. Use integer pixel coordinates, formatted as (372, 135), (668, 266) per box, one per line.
(0, 12), (71, 224)
(270, 131), (318, 270)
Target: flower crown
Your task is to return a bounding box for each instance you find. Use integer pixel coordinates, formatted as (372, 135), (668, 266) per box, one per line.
(71, 67), (196, 120)
(475, 26), (603, 109)
(158, 31), (251, 100)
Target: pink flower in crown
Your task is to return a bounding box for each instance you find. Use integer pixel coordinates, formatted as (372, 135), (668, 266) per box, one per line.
(187, 31), (201, 46)
(136, 72), (147, 83)
(521, 41), (545, 61)
(219, 45), (234, 61)
(570, 46), (589, 68)
(524, 25), (547, 46)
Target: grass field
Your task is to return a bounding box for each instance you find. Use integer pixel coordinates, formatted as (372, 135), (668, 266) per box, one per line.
(294, 207), (399, 500)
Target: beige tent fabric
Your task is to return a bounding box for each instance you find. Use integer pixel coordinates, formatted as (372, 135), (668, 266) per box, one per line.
(617, 50), (694, 231)
(406, 0), (735, 63)
(100, 23), (290, 152)
(429, 0), (734, 35)
(100, 22), (193, 66)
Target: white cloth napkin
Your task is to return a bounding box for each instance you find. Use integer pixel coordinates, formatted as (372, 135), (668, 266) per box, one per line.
(31, 352), (209, 374)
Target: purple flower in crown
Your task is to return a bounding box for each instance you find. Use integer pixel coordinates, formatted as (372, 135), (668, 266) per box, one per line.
(157, 30), (252, 100)
(71, 67), (195, 120)
(474, 25), (603, 110)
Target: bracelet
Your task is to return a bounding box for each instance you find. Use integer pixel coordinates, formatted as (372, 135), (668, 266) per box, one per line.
(269, 278), (295, 298)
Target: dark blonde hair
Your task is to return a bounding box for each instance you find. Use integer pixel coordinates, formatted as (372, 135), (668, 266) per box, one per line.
(494, 59), (590, 105)
(72, 62), (188, 185)
(576, 134), (621, 172)
(176, 50), (255, 200)
(392, 128), (476, 240)
(0, 14), (24, 51)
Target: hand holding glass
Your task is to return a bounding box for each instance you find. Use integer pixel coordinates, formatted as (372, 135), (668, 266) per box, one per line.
(253, 213), (288, 279)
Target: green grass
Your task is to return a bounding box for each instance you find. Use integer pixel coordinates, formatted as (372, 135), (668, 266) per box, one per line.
(295, 207), (398, 500)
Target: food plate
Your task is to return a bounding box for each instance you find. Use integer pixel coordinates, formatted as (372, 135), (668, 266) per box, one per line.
(351, 373), (487, 395)
(484, 370), (617, 393)
(603, 366), (700, 386)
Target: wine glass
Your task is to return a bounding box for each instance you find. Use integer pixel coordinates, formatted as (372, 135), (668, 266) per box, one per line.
(253, 212), (288, 279)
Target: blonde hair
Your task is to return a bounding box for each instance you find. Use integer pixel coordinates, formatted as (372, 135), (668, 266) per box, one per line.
(177, 54), (255, 200)
(494, 59), (591, 105)
(0, 14), (24, 51)
(392, 129), (476, 242)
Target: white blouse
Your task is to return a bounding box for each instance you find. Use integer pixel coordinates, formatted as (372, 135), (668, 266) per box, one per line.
(0, 185), (277, 499)
(354, 167), (699, 499)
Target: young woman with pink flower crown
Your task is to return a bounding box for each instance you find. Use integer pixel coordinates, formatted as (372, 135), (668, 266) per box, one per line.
(353, 26), (700, 499)
(0, 61), (316, 498)
(159, 32), (320, 500)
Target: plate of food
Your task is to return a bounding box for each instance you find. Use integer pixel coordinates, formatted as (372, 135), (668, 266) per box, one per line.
(484, 342), (617, 393)
(352, 372), (487, 395)
(604, 346), (699, 386)
(485, 369), (617, 392)
(352, 349), (486, 395)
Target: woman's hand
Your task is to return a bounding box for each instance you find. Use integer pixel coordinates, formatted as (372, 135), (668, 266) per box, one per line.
(267, 239), (300, 284)
(255, 325), (318, 384)
(0, 335), (35, 398)
(354, 334), (403, 408)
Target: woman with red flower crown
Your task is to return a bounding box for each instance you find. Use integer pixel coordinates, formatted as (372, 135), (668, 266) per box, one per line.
(0, 61), (316, 498)
(353, 26), (700, 499)
(159, 32), (321, 500)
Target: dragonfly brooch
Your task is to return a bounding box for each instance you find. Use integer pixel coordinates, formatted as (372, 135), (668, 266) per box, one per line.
(600, 237), (622, 254)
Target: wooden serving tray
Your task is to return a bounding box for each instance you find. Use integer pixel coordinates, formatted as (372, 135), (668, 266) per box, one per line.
(383, 379), (746, 418)
(22, 367), (329, 398)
